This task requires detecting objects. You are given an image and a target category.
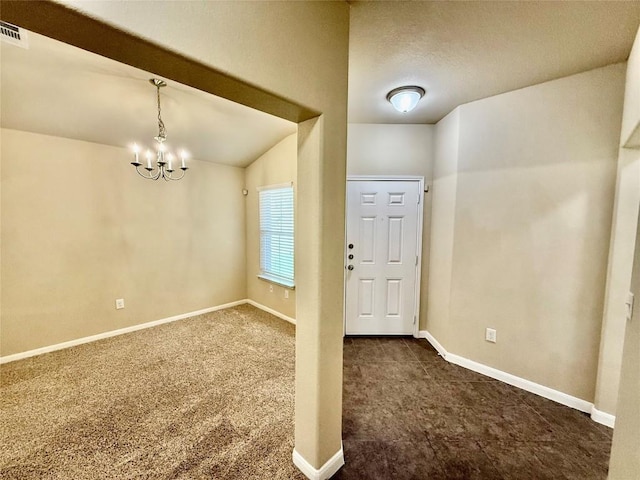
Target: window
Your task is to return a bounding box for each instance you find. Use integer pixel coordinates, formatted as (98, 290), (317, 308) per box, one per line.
(258, 184), (294, 287)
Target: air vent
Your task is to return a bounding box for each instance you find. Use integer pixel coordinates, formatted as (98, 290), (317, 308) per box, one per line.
(0, 21), (29, 49)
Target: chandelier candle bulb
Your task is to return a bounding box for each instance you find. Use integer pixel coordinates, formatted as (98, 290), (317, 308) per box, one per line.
(180, 151), (187, 169)
(131, 144), (141, 166)
(145, 150), (152, 170)
(167, 153), (174, 172)
(157, 144), (164, 164)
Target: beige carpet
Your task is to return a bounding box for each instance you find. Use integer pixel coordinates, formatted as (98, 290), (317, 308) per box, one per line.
(0, 304), (306, 479)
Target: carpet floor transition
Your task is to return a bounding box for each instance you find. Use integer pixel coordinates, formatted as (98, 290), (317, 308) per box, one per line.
(0, 305), (305, 480)
(2, 308), (614, 479)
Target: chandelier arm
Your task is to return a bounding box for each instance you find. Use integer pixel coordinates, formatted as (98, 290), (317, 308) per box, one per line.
(134, 164), (166, 181)
(135, 165), (155, 179)
(166, 169), (187, 181)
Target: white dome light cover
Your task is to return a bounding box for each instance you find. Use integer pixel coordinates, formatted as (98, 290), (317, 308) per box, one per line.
(387, 86), (426, 113)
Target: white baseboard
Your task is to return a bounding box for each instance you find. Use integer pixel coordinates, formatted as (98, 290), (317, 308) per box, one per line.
(246, 299), (296, 325)
(0, 300), (247, 364)
(419, 330), (448, 358)
(421, 330), (607, 418)
(293, 445), (344, 480)
(591, 406), (616, 428)
(446, 352), (593, 413)
(1, 299), (297, 364)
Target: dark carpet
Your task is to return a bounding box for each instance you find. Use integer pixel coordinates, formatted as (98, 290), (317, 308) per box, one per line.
(0, 305), (305, 480)
(336, 336), (613, 480)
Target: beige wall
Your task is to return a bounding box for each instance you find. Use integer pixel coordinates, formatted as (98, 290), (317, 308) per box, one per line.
(347, 123), (434, 329)
(608, 209), (640, 479)
(57, 1), (351, 469)
(347, 124), (434, 177)
(594, 27), (640, 419)
(245, 133), (297, 319)
(1, 129), (246, 356)
(428, 64), (626, 402)
(427, 109), (460, 346)
(595, 147), (640, 415)
(621, 26), (640, 148)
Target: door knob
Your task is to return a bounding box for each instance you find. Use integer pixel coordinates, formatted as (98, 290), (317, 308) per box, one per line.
(348, 243), (354, 249)
(347, 265), (354, 271)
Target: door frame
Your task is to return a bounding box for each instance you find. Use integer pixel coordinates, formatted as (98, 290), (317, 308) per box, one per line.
(343, 175), (425, 338)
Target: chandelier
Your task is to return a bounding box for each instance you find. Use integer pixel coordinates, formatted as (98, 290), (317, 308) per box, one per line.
(131, 78), (189, 181)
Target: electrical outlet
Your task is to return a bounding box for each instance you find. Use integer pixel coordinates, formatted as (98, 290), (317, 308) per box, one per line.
(485, 328), (497, 343)
(269, 285), (274, 293)
(284, 290), (289, 299)
(115, 298), (125, 310)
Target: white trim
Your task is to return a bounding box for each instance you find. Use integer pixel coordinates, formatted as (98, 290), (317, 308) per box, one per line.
(412, 177), (425, 338)
(347, 175), (426, 182)
(256, 181), (294, 191)
(246, 299), (296, 325)
(591, 407), (616, 428)
(1, 299), (297, 364)
(446, 352), (593, 413)
(421, 330), (448, 358)
(421, 330), (597, 415)
(257, 274), (295, 289)
(293, 445), (344, 480)
(0, 300), (247, 364)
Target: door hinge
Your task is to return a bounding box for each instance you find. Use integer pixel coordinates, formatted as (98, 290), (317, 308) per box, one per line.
(413, 315), (416, 325)
(415, 255), (419, 266)
(417, 194), (421, 205)
(626, 292), (634, 321)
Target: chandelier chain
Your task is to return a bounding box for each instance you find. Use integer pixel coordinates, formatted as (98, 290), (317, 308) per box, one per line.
(156, 84), (167, 141)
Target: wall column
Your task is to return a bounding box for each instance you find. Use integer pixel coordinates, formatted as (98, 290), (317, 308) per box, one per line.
(294, 116), (345, 475)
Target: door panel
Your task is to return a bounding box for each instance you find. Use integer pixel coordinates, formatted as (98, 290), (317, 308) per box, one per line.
(387, 217), (404, 263)
(345, 180), (421, 335)
(358, 279), (375, 317)
(386, 279), (402, 317)
(361, 193), (377, 205)
(360, 217), (376, 263)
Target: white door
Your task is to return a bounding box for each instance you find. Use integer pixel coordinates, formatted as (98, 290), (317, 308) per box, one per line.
(345, 179), (422, 335)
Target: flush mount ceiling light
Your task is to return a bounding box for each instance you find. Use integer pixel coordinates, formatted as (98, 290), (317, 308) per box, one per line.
(130, 78), (189, 181)
(386, 86), (426, 113)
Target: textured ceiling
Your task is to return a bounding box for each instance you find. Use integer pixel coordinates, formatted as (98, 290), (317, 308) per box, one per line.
(349, 1), (640, 124)
(1, 31), (296, 167)
(4, 4), (640, 145)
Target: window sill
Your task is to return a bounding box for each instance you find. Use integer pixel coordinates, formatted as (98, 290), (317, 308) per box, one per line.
(258, 274), (295, 290)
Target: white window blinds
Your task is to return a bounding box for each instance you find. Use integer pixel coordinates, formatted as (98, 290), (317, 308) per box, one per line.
(259, 185), (294, 286)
